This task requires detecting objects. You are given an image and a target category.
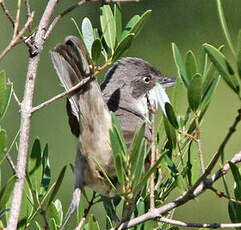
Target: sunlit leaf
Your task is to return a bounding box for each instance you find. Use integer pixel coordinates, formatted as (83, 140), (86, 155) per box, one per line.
(111, 33), (134, 62)
(82, 17), (94, 55)
(49, 218), (57, 230)
(49, 199), (63, 227)
(114, 3), (122, 42)
(89, 214), (100, 230)
(100, 4), (116, 53)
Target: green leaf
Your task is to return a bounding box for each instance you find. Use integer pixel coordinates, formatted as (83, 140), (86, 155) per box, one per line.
(82, 17), (94, 55)
(0, 175), (16, 209)
(100, 4), (116, 53)
(91, 38), (102, 64)
(0, 129), (7, 155)
(49, 199), (63, 227)
(111, 33), (134, 63)
(89, 214), (100, 230)
(106, 215), (113, 229)
(172, 43), (188, 87)
(0, 82), (12, 122)
(237, 29), (241, 79)
(171, 75), (185, 112)
(187, 73), (202, 112)
(134, 197), (145, 230)
(187, 141), (200, 186)
(39, 144), (51, 197)
(0, 209), (9, 220)
(114, 3), (122, 42)
(229, 162), (241, 195)
(35, 221), (42, 230)
(133, 151), (167, 192)
(185, 50), (197, 81)
(129, 123), (146, 170)
(122, 10), (152, 39)
(47, 165), (67, 206)
(200, 72), (220, 111)
(28, 138), (43, 193)
(18, 181), (34, 229)
(176, 174), (186, 194)
(204, 43), (240, 94)
(198, 46), (208, 76)
(216, 0), (236, 57)
(49, 218), (57, 230)
(165, 103), (179, 129)
(163, 117), (177, 149)
(77, 198), (84, 223)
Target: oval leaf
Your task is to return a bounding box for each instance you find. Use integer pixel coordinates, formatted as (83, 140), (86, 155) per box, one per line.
(187, 73), (202, 112)
(165, 103), (179, 129)
(185, 50), (197, 81)
(114, 3), (122, 42)
(82, 17), (94, 55)
(100, 4), (116, 53)
(203, 43), (240, 94)
(111, 33), (134, 62)
(91, 38), (102, 64)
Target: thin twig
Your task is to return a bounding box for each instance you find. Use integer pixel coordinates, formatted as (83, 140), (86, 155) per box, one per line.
(13, 0), (22, 39)
(157, 216), (241, 229)
(195, 114), (205, 173)
(75, 192), (96, 230)
(24, 0), (32, 32)
(150, 114), (155, 210)
(8, 79), (21, 106)
(208, 186), (241, 204)
(31, 76), (93, 113)
(0, 12), (34, 62)
(114, 109), (241, 230)
(0, 1), (15, 28)
(7, 155), (16, 173)
(44, 0), (88, 40)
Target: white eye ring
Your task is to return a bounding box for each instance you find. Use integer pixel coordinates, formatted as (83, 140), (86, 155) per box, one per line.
(143, 76), (151, 83)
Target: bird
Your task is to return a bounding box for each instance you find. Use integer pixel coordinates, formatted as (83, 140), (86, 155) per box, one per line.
(51, 36), (176, 229)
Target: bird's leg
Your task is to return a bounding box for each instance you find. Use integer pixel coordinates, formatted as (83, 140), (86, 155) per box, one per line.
(60, 187), (82, 230)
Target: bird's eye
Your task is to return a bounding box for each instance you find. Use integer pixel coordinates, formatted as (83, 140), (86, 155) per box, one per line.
(143, 76), (151, 84)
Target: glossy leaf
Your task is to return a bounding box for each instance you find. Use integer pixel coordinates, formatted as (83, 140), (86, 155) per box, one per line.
(28, 138), (43, 193)
(185, 50), (197, 81)
(216, 0), (236, 57)
(122, 10), (152, 39)
(187, 73), (202, 112)
(114, 3), (122, 42)
(172, 43), (188, 87)
(35, 221), (42, 230)
(91, 38), (102, 64)
(165, 103), (179, 129)
(100, 4), (116, 53)
(111, 33), (134, 62)
(82, 17), (94, 55)
(89, 214), (100, 230)
(163, 117), (177, 149)
(0, 129), (7, 155)
(47, 165), (67, 206)
(49, 199), (63, 227)
(49, 218), (57, 230)
(0, 175), (16, 209)
(204, 43), (240, 94)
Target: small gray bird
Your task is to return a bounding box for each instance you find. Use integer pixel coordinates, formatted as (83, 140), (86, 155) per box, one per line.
(51, 36), (175, 228)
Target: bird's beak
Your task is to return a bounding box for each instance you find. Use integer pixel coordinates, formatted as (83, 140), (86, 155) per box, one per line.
(159, 77), (176, 88)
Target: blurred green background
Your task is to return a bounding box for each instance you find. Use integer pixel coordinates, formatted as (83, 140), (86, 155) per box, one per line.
(1, 0), (241, 229)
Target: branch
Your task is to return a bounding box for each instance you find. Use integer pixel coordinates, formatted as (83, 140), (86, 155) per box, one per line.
(6, 1), (60, 229)
(0, 1), (15, 28)
(13, 0), (22, 39)
(31, 76), (93, 113)
(157, 216), (241, 229)
(0, 12), (34, 62)
(8, 79), (21, 106)
(114, 150), (241, 229)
